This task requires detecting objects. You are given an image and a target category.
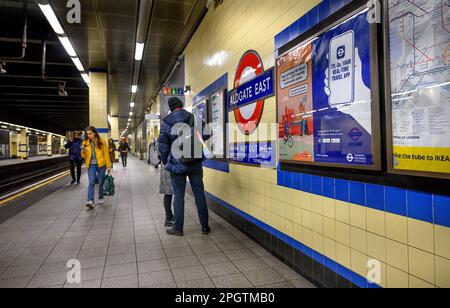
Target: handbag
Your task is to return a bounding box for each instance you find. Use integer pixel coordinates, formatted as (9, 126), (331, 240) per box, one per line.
(103, 174), (115, 197)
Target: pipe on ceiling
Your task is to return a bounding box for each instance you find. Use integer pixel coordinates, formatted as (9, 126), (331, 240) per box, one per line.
(0, 0), (28, 61)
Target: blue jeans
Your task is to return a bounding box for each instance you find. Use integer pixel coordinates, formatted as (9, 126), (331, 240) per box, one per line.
(171, 167), (209, 232)
(88, 164), (106, 202)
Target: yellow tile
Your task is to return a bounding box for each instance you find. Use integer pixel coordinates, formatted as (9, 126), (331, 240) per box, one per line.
(302, 209), (312, 230)
(387, 265), (409, 288)
(312, 232), (324, 254)
(366, 208), (386, 236)
(434, 225), (450, 260)
(302, 227), (313, 248)
(386, 213), (408, 244)
(324, 237), (336, 260)
(367, 232), (386, 263)
(335, 200), (350, 224)
(435, 255), (450, 288)
(323, 217), (336, 240)
(408, 247), (435, 285)
(409, 275), (435, 288)
(293, 223), (303, 243)
(311, 195), (323, 215)
(323, 197), (336, 219)
(302, 192), (312, 211)
(350, 204), (367, 230)
(407, 218), (434, 254)
(350, 227), (367, 254)
(292, 206), (302, 225)
(336, 242), (351, 268)
(350, 249), (367, 277)
(312, 213), (324, 235)
(336, 222), (351, 246)
(386, 239), (408, 272)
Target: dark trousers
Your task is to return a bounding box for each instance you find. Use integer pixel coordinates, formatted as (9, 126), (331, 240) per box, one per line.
(121, 153), (128, 167)
(164, 195), (174, 221)
(171, 167), (209, 232)
(69, 159), (82, 182)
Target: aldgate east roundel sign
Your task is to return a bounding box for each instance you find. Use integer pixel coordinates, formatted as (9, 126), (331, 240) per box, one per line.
(229, 50), (275, 135)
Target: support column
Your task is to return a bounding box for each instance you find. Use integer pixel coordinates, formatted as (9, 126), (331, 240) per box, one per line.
(89, 71), (109, 140)
(111, 116), (119, 161)
(18, 128), (28, 160)
(47, 134), (53, 156)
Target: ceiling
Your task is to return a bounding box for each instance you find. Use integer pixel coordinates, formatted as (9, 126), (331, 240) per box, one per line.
(0, 0), (207, 135)
(0, 0), (89, 135)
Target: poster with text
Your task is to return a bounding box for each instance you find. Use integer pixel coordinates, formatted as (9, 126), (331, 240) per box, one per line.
(209, 91), (226, 158)
(277, 43), (314, 162)
(388, 0), (450, 175)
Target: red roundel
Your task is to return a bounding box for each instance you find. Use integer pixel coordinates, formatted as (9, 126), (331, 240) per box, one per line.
(233, 50), (265, 135)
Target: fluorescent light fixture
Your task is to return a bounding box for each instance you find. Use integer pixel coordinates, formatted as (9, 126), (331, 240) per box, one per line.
(58, 36), (77, 57)
(135, 43), (145, 61)
(132, 85), (138, 93)
(81, 73), (90, 84)
(129, 112), (133, 116)
(38, 3), (64, 35)
(1, 126), (7, 129)
(130, 102), (135, 108)
(71, 57), (84, 72)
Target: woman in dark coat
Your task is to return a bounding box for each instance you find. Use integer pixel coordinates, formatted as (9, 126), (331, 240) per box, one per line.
(157, 141), (174, 227)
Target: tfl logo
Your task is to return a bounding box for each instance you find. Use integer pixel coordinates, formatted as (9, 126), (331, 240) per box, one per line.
(337, 45), (346, 60)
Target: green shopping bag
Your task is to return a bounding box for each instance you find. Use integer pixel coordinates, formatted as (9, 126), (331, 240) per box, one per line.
(103, 174), (115, 197)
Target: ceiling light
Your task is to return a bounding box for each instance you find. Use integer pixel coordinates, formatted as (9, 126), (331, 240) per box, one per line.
(130, 102), (135, 108)
(71, 57), (84, 72)
(58, 36), (77, 57)
(38, 3), (64, 35)
(81, 73), (90, 85)
(132, 85), (138, 93)
(129, 112), (133, 116)
(135, 43), (145, 61)
(1, 126), (7, 129)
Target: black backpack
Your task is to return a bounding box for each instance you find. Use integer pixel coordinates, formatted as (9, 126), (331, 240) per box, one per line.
(176, 114), (203, 164)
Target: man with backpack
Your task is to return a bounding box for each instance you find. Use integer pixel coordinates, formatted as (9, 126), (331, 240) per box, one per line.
(158, 97), (211, 237)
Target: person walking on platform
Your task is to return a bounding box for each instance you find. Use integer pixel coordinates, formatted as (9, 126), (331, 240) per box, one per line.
(118, 138), (131, 168)
(108, 139), (117, 169)
(158, 97), (210, 237)
(65, 131), (83, 185)
(81, 126), (112, 210)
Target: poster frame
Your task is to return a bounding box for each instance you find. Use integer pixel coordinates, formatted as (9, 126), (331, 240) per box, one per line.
(207, 89), (228, 161)
(382, 0), (450, 180)
(276, 4), (382, 171)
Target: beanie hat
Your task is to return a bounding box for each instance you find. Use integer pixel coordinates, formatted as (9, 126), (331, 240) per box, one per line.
(168, 97), (184, 111)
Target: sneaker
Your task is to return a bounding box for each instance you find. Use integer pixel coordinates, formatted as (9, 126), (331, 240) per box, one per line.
(85, 201), (94, 211)
(165, 219), (174, 227)
(166, 229), (184, 237)
(98, 199), (104, 205)
(70, 180), (76, 185)
(202, 227), (211, 235)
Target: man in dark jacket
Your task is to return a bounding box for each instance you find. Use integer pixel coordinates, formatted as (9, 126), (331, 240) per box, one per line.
(158, 97), (210, 237)
(118, 139), (131, 168)
(65, 131), (83, 185)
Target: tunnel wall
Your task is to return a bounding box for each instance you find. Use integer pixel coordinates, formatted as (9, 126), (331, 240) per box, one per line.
(183, 0), (450, 288)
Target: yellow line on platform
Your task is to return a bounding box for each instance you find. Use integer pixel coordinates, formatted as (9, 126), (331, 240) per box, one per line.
(0, 171), (70, 206)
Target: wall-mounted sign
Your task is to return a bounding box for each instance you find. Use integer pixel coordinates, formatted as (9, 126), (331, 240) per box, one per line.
(229, 141), (275, 168)
(385, 0), (450, 178)
(209, 91), (226, 158)
(163, 87), (185, 96)
(232, 51), (273, 135)
(277, 9), (380, 169)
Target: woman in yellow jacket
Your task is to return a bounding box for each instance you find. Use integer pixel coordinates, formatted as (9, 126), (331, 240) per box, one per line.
(81, 126), (112, 210)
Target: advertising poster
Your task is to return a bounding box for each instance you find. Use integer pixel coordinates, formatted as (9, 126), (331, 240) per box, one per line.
(277, 43), (314, 162)
(209, 91), (225, 158)
(388, 0), (450, 175)
(277, 10), (374, 166)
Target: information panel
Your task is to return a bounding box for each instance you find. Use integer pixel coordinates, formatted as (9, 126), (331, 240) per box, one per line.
(209, 91), (226, 158)
(278, 10), (376, 167)
(387, 0), (450, 176)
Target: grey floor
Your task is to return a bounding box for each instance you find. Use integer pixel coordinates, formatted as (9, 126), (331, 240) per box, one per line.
(0, 157), (315, 288)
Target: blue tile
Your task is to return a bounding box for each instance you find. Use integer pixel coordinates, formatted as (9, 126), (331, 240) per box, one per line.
(351, 273), (368, 288)
(311, 175), (323, 195)
(301, 174), (312, 193)
(323, 177), (335, 199)
(323, 257), (337, 272)
(307, 7), (319, 29)
(331, 0), (346, 12)
(289, 21), (300, 42)
(434, 195), (450, 228)
(336, 264), (351, 280)
(303, 246), (313, 258)
(275, 34), (283, 50)
(312, 251), (324, 264)
(385, 187), (407, 216)
(293, 172), (302, 191)
(285, 172), (293, 189)
(366, 184), (385, 211)
(298, 15), (308, 35)
(318, 0), (331, 21)
(335, 179), (349, 202)
(349, 181), (366, 206)
(277, 171), (285, 187)
(407, 191), (433, 223)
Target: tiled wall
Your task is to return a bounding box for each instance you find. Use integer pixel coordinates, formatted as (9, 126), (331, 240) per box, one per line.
(183, 0), (450, 288)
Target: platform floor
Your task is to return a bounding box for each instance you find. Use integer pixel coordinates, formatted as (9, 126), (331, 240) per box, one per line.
(0, 157), (314, 288)
(0, 155), (66, 167)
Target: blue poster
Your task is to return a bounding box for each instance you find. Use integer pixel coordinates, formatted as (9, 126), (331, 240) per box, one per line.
(229, 141), (275, 168)
(311, 11), (373, 165)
